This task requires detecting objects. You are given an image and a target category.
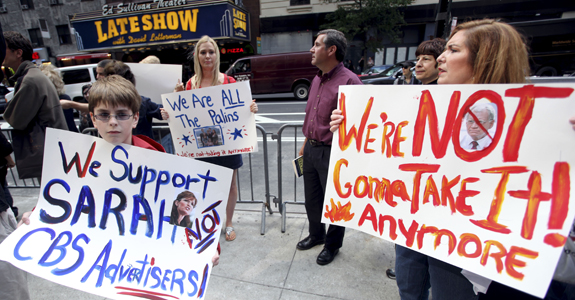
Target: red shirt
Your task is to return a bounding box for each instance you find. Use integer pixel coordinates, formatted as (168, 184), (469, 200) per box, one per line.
(302, 62), (363, 145)
(185, 74), (236, 90)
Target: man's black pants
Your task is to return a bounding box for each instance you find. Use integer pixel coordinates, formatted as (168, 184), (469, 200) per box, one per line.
(302, 140), (345, 250)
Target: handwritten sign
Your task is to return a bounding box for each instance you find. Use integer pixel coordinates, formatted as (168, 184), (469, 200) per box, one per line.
(0, 128), (233, 299)
(161, 81), (257, 158)
(127, 63), (182, 106)
(323, 84), (575, 298)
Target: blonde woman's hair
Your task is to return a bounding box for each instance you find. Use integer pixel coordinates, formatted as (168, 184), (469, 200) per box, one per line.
(189, 35), (221, 89)
(39, 64), (65, 95)
(139, 55), (160, 64)
(449, 19), (528, 84)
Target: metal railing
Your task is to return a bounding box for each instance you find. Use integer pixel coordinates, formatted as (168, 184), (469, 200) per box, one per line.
(272, 123), (305, 233)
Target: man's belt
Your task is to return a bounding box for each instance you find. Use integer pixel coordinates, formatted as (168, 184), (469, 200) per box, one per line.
(308, 139), (329, 147)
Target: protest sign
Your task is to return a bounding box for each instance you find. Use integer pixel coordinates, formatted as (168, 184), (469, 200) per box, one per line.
(127, 62), (182, 106)
(161, 81), (257, 158)
(323, 84), (575, 298)
(0, 128), (233, 299)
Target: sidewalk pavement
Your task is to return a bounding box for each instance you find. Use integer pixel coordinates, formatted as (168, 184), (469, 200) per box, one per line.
(11, 188), (400, 300)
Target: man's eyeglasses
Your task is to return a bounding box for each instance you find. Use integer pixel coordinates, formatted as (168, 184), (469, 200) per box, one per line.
(94, 113), (133, 121)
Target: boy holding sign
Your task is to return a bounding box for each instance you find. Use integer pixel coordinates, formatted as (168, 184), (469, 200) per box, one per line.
(19, 75), (221, 265)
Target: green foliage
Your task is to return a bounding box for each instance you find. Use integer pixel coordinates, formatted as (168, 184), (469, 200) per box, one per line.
(321, 0), (412, 53)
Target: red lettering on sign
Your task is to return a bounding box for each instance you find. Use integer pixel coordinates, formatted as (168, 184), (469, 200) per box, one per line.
(503, 86), (574, 162)
(399, 164), (440, 214)
(471, 166), (529, 234)
(481, 240), (507, 273)
(507, 171), (551, 240)
(452, 90), (506, 162)
(412, 90), (460, 158)
(338, 93), (373, 152)
(434, 229), (457, 255)
(457, 233), (482, 258)
(505, 246), (538, 280)
(441, 175), (460, 214)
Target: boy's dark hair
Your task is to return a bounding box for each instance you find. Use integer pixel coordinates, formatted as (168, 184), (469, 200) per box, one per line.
(415, 38), (447, 60)
(88, 75), (141, 114)
(3, 31), (33, 61)
(317, 29), (347, 62)
(103, 60), (136, 85)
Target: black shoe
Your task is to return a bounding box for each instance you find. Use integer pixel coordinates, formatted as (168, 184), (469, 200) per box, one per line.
(386, 268), (396, 280)
(316, 247), (339, 265)
(296, 236), (325, 250)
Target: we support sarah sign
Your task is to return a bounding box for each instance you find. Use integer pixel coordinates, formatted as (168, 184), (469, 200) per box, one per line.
(323, 84), (575, 297)
(0, 129), (233, 299)
(162, 81), (257, 158)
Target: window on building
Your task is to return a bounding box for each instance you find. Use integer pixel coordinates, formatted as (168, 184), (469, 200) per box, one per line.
(57, 25), (72, 45)
(0, 0), (7, 13)
(28, 28), (43, 47)
(49, 0), (61, 5)
(290, 0), (310, 5)
(20, 0), (34, 10)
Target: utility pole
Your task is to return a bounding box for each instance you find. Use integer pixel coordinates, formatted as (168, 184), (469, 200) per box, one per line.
(434, 0), (452, 39)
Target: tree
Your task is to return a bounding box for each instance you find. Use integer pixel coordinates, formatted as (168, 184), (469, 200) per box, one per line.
(321, 0), (412, 55)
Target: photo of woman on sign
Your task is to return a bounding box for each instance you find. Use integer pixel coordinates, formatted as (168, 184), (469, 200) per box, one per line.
(169, 191), (197, 228)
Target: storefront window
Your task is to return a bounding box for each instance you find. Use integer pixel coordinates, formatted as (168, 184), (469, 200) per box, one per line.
(290, 0), (310, 5)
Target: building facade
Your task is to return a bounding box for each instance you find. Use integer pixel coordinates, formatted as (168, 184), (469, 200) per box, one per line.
(259, 0), (575, 75)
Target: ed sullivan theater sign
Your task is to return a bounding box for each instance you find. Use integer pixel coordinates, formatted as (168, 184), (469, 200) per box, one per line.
(71, 0), (250, 51)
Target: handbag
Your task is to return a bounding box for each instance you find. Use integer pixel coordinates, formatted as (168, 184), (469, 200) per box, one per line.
(11, 121), (45, 179)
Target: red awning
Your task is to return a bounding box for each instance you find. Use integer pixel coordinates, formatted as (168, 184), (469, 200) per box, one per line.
(56, 53), (110, 60)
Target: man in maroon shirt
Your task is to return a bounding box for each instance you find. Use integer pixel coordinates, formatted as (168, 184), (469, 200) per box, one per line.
(297, 29), (363, 265)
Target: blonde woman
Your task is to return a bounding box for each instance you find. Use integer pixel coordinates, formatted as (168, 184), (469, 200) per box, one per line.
(167, 35), (258, 241)
(39, 64), (78, 132)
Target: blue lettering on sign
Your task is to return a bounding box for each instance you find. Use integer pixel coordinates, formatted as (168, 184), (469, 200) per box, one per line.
(40, 179), (72, 224)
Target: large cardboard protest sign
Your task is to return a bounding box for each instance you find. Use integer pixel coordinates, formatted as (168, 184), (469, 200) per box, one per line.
(162, 81), (257, 158)
(127, 63), (182, 105)
(323, 84), (575, 298)
(0, 129), (232, 299)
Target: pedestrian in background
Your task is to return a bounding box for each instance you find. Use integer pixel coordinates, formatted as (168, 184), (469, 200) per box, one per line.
(3, 31), (67, 180)
(39, 64), (78, 133)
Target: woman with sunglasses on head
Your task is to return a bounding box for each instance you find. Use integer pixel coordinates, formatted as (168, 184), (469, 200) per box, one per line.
(167, 35), (258, 242)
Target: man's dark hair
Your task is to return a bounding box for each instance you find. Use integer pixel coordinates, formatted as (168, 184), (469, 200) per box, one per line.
(317, 29), (347, 62)
(415, 38), (446, 60)
(3, 31), (33, 61)
(97, 59), (112, 68)
(103, 60), (136, 85)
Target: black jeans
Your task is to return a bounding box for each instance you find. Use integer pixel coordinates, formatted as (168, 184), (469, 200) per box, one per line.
(302, 140), (345, 250)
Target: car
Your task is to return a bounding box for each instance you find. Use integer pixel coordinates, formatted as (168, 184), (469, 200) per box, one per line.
(361, 60), (416, 85)
(358, 64), (392, 78)
(226, 52), (318, 100)
(59, 64), (98, 102)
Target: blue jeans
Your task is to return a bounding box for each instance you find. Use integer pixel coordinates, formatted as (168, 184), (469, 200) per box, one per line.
(395, 246), (478, 300)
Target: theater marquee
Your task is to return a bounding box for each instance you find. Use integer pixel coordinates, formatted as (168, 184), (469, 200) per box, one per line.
(71, 0), (250, 51)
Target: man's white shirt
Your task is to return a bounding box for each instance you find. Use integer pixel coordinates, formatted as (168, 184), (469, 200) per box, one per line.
(460, 133), (493, 150)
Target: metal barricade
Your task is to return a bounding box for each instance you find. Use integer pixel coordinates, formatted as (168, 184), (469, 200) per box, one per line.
(236, 125), (273, 234)
(2, 129), (41, 188)
(272, 123), (305, 233)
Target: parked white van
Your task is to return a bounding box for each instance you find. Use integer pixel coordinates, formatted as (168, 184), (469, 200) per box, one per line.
(59, 64), (98, 101)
